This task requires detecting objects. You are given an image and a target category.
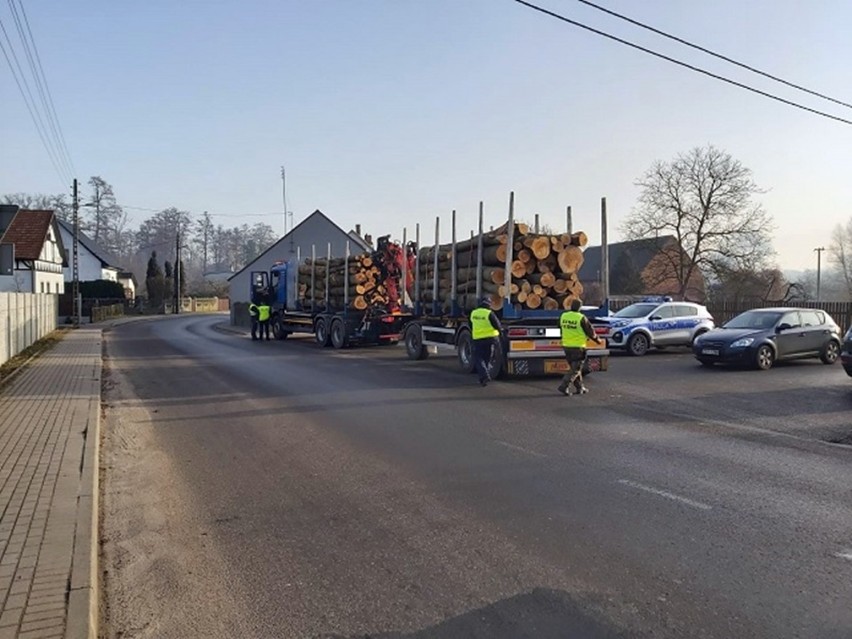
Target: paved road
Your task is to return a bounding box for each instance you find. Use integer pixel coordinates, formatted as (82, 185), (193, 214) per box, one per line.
(100, 314), (852, 639)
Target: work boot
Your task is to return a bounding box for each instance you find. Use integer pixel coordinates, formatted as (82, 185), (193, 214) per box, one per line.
(557, 383), (569, 396)
(577, 386), (589, 395)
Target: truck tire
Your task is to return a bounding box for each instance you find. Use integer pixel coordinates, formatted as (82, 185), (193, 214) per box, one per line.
(272, 318), (289, 340)
(405, 324), (429, 360)
(330, 318), (348, 349)
(456, 330), (475, 374)
(315, 317), (331, 347)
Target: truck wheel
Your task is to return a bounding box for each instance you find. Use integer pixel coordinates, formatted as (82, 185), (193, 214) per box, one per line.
(315, 318), (331, 347)
(456, 331), (475, 374)
(330, 318), (348, 349)
(272, 319), (289, 340)
(486, 341), (506, 380)
(405, 324), (428, 360)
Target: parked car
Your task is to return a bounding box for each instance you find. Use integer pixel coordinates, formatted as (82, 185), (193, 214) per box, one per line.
(693, 307), (841, 370)
(591, 297), (714, 356)
(841, 327), (852, 377)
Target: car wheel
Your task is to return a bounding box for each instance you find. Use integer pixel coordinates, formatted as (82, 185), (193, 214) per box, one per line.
(820, 340), (840, 364)
(315, 318), (331, 347)
(692, 330), (708, 345)
(627, 332), (649, 356)
(698, 358), (714, 367)
(754, 345), (774, 370)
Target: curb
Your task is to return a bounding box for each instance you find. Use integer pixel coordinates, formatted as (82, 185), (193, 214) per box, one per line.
(65, 331), (102, 639)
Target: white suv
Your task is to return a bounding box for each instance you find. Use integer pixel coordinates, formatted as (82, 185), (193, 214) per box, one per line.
(592, 299), (715, 356)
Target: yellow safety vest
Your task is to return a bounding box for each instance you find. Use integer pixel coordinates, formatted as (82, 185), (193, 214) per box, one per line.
(470, 308), (499, 340)
(249, 303), (259, 318)
(258, 305), (271, 322)
(560, 310), (587, 348)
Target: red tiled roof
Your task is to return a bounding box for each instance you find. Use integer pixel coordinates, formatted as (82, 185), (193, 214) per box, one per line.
(0, 210), (55, 260)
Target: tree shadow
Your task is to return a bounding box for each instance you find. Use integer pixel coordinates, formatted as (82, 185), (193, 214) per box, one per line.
(327, 588), (630, 639)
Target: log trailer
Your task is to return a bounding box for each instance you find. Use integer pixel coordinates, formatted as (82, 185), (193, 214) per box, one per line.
(400, 193), (610, 379)
(249, 236), (413, 348)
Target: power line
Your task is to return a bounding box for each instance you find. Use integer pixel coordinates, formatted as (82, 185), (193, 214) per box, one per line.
(7, 0), (72, 178)
(573, 0), (852, 111)
(121, 203), (283, 219)
(15, 0), (76, 174)
(0, 15), (69, 185)
(512, 0), (852, 127)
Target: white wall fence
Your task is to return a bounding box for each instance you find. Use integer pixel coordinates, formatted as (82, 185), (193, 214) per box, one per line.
(0, 293), (58, 366)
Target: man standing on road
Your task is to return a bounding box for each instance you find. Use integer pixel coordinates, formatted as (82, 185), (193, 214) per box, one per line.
(558, 298), (601, 396)
(258, 298), (272, 341)
(469, 297), (503, 387)
(249, 300), (260, 341)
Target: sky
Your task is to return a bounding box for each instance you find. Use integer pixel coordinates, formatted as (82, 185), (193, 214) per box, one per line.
(1, 0), (850, 271)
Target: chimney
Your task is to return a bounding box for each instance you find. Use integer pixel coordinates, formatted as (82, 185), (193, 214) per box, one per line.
(364, 233), (372, 246)
(0, 204), (18, 235)
(355, 224), (361, 236)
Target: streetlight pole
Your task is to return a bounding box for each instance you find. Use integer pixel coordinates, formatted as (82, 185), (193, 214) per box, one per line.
(814, 247), (825, 301)
(72, 179), (80, 327)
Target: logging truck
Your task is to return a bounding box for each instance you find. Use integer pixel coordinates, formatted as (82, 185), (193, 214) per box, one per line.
(400, 197), (610, 379)
(249, 236), (413, 348)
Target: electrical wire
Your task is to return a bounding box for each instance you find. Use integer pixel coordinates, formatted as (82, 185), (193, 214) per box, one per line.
(15, 0), (76, 174)
(512, 0), (852, 126)
(0, 15), (69, 185)
(121, 204), (282, 219)
(573, 0), (852, 111)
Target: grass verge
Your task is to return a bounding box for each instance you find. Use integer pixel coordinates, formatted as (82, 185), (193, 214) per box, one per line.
(0, 328), (71, 387)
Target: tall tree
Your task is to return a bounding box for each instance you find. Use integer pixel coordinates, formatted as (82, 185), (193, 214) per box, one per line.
(829, 218), (852, 300)
(2, 192), (72, 222)
(622, 145), (774, 299)
(85, 177), (123, 245)
(610, 250), (645, 295)
(145, 251), (165, 309)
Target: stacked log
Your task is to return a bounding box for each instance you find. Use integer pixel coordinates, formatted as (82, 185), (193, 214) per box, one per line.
(297, 254), (391, 311)
(417, 223), (587, 312)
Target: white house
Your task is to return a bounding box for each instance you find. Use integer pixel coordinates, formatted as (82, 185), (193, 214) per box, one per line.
(228, 210), (372, 324)
(56, 219), (122, 283)
(0, 206), (66, 294)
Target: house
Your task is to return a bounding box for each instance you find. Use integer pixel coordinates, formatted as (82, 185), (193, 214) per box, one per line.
(228, 210), (372, 324)
(0, 205), (66, 294)
(117, 271), (137, 299)
(579, 236), (706, 303)
(56, 219), (122, 283)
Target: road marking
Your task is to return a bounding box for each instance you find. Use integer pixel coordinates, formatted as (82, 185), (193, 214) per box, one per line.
(835, 550), (852, 561)
(494, 439), (548, 458)
(617, 479), (712, 511)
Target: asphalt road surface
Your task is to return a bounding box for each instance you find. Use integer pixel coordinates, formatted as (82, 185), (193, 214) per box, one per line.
(99, 314), (852, 639)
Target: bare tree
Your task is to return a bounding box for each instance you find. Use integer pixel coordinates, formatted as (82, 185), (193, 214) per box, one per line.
(622, 145), (774, 299)
(2, 192), (72, 222)
(86, 177), (123, 245)
(829, 219), (852, 300)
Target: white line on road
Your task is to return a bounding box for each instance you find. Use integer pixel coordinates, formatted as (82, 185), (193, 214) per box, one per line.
(494, 440), (548, 458)
(834, 550), (852, 561)
(617, 479), (712, 511)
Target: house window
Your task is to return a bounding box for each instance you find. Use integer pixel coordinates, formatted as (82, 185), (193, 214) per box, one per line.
(40, 282), (44, 293)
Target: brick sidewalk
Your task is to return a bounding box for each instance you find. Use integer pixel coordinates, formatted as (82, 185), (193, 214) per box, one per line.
(0, 329), (101, 639)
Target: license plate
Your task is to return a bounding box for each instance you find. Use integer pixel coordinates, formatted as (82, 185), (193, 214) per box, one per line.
(544, 360), (569, 373)
(701, 348), (719, 356)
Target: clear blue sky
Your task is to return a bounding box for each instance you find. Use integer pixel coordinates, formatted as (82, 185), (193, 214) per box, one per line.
(2, 0), (850, 270)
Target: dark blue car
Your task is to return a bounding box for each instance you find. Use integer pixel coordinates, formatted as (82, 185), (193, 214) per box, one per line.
(692, 308), (841, 370)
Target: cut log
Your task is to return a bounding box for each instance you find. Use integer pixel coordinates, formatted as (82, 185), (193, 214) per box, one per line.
(543, 296), (559, 311)
(557, 246), (584, 273)
(551, 236), (565, 253)
(570, 231), (588, 248)
(537, 254), (557, 274)
(530, 235), (552, 260)
(517, 290), (528, 304)
(552, 277), (568, 294)
(517, 249), (532, 264)
(511, 260), (527, 278)
(532, 284), (545, 296)
(525, 293), (542, 309)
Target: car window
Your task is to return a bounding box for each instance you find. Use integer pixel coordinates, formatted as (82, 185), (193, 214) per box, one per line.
(613, 303), (658, 318)
(779, 311), (800, 328)
(674, 305), (697, 317)
(800, 310), (821, 327)
(653, 305), (675, 319)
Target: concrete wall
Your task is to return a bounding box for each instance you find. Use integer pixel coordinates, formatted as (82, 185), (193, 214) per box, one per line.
(0, 293), (58, 366)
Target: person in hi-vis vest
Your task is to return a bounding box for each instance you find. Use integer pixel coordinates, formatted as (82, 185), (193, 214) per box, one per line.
(469, 297), (503, 386)
(257, 299), (272, 341)
(249, 301), (260, 341)
(557, 298), (601, 395)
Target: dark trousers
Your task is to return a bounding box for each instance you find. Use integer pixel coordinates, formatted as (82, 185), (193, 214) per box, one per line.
(473, 338), (496, 383)
(560, 347), (587, 390)
(250, 317), (259, 340)
(259, 320), (270, 340)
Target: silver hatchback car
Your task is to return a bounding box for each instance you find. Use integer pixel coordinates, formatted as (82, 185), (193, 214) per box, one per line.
(592, 298), (715, 356)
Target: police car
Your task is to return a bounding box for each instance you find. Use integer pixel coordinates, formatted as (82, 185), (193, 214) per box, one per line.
(592, 297), (715, 356)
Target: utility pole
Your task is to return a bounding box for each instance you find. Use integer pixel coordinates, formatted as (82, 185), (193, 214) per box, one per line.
(281, 166), (287, 235)
(814, 246), (825, 301)
(72, 179), (80, 328)
(175, 229), (181, 314)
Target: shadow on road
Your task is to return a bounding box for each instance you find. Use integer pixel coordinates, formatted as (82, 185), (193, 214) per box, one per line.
(328, 588), (629, 639)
